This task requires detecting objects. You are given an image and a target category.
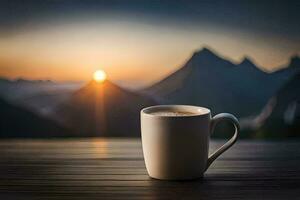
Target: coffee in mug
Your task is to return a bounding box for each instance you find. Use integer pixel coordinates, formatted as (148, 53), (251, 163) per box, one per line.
(151, 111), (196, 116)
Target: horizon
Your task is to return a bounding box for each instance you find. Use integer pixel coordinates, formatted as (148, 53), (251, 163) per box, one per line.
(0, 46), (299, 89)
(0, 0), (299, 89)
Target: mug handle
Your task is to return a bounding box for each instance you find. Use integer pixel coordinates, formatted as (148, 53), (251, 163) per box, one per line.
(205, 113), (240, 171)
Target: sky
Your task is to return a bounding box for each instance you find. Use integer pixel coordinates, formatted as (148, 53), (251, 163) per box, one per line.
(0, 0), (299, 89)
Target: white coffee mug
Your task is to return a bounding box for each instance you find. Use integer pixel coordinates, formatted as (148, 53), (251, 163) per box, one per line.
(140, 105), (239, 180)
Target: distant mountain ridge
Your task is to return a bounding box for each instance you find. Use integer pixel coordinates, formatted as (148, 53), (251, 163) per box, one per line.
(143, 47), (300, 118)
(0, 77), (83, 116)
(0, 77), (53, 84)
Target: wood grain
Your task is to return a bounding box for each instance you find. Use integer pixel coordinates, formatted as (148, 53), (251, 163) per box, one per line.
(0, 139), (299, 199)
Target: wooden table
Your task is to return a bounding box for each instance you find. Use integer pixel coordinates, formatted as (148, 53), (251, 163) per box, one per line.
(0, 139), (299, 199)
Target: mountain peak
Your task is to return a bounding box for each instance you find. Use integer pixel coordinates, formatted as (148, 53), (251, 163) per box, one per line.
(239, 57), (255, 66)
(87, 79), (109, 86)
(289, 55), (300, 68)
(81, 79), (111, 90)
(193, 47), (217, 57)
(77, 79), (124, 96)
(188, 47), (222, 64)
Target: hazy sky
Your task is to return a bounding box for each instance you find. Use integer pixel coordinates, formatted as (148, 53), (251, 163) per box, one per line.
(0, 0), (299, 88)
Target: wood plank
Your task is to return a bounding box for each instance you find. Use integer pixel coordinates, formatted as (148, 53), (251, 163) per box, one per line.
(0, 139), (299, 200)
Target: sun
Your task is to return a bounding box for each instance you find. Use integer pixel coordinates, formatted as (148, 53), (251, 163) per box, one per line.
(93, 70), (107, 83)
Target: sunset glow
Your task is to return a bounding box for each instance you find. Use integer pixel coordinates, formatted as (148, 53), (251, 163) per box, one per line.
(0, 1), (299, 90)
(93, 70), (107, 83)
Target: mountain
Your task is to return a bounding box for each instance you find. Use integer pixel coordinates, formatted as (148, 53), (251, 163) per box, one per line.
(55, 80), (156, 137)
(0, 97), (72, 138)
(254, 73), (300, 138)
(143, 47), (300, 118)
(0, 77), (83, 116)
(273, 55), (300, 75)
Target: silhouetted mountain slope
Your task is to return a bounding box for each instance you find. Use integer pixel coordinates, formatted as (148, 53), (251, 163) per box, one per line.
(56, 80), (156, 137)
(273, 56), (300, 75)
(144, 47), (300, 117)
(0, 98), (72, 138)
(257, 73), (300, 138)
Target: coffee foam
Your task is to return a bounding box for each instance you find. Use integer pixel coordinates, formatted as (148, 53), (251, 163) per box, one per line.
(151, 111), (196, 116)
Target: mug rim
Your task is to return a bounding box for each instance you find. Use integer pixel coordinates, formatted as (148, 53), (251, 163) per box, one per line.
(141, 105), (211, 118)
